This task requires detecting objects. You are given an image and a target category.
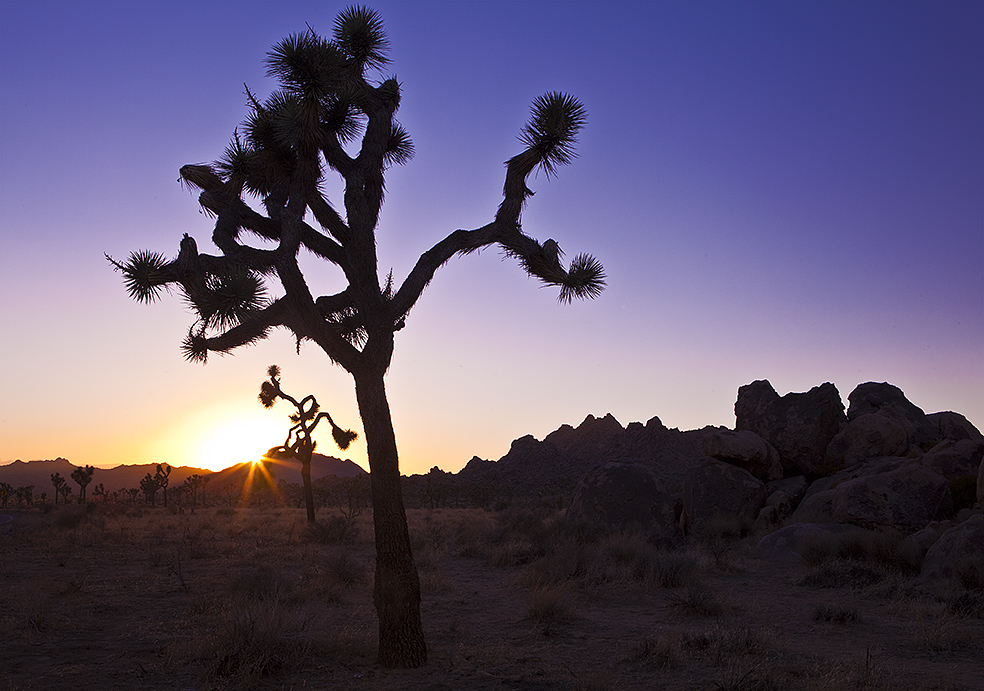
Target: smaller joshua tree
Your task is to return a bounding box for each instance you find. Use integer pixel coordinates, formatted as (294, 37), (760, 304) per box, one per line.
(50, 472), (65, 506)
(155, 463), (171, 508)
(71, 465), (95, 502)
(259, 365), (357, 523)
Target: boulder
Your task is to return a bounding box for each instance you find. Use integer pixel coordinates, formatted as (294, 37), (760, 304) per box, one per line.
(702, 429), (783, 482)
(803, 457), (908, 499)
(918, 514), (984, 588)
(567, 461), (676, 537)
(903, 520), (955, 563)
(926, 411), (983, 442)
(766, 475), (809, 507)
(978, 455), (984, 508)
(756, 523), (857, 562)
(825, 413), (910, 469)
(920, 439), (984, 482)
(830, 461), (952, 533)
(735, 380), (847, 478)
(846, 382), (938, 450)
(788, 489), (835, 524)
(681, 457), (766, 533)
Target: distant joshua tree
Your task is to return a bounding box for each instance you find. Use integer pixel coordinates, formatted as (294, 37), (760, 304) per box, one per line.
(70, 465), (95, 502)
(183, 474), (207, 510)
(50, 473), (66, 505)
(107, 7), (602, 667)
(155, 463), (172, 508)
(139, 473), (161, 506)
(0, 482), (10, 509)
(259, 365), (357, 524)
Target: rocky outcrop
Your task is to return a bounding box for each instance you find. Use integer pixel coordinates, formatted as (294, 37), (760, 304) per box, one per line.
(567, 461), (676, 537)
(545, 414), (625, 461)
(735, 380), (847, 477)
(702, 429), (783, 482)
(681, 458), (766, 533)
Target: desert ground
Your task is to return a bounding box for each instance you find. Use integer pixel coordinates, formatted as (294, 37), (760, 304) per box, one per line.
(1, 503), (982, 690)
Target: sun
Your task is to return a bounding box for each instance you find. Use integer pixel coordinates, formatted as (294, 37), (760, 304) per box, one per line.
(189, 410), (287, 472)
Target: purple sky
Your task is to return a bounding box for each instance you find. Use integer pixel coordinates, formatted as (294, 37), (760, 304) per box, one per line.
(2, 1), (982, 474)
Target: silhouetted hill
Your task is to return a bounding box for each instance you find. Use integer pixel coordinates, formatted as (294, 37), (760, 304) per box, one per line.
(207, 453), (366, 489)
(0, 458), (212, 492)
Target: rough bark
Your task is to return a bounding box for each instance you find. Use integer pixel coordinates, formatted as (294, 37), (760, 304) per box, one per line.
(355, 369), (427, 668)
(299, 442), (316, 524)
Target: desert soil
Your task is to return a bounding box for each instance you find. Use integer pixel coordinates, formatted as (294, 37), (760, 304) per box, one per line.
(1, 505), (981, 690)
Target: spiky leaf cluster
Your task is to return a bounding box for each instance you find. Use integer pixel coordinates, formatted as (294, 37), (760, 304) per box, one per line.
(109, 250), (169, 303)
(519, 92), (587, 178)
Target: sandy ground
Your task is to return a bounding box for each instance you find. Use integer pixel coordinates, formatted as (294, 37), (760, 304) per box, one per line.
(1, 505), (981, 690)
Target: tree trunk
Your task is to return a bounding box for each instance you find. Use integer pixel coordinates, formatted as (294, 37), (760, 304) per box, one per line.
(299, 442), (316, 523)
(354, 369), (427, 668)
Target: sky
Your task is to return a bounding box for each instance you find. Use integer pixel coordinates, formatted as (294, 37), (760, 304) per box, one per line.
(1, 1), (982, 476)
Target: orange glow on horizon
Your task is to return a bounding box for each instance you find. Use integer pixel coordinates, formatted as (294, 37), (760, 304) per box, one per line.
(153, 403), (291, 472)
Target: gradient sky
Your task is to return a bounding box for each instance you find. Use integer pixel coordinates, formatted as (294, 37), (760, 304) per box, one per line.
(2, 1), (982, 475)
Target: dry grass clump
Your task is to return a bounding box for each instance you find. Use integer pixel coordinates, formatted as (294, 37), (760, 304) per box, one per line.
(798, 527), (922, 590)
(525, 582), (579, 628)
(516, 523), (705, 593)
(306, 513), (359, 545)
(195, 599), (319, 682)
(667, 584), (725, 617)
(812, 602), (860, 624)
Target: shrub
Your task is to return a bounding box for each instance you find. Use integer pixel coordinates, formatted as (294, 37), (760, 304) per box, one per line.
(306, 515), (358, 545)
(525, 583), (578, 627)
(668, 584), (723, 616)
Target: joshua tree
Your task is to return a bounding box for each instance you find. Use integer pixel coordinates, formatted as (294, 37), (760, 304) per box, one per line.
(155, 463), (171, 508)
(183, 473), (207, 510)
(92, 483), (107, 502)
(70, 465), (95, 502)
(140, 473), (161, 506)
(107, 7), (603, 668)
(0, 482), (10, 509)
(259, 364), (357, 523)
(50, 473), (65, 506)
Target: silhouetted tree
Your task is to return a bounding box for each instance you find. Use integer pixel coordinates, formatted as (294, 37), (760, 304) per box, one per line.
(71, 465), (95, 502)
(140, 473), (161, 506)
(92, 483), (107, 502)
(50, 473), (65, 506)
(13, 485), (34, 507)
(126, 487), (141, 506)
(155, 463), (171, 508)
(183, 474), (207, 510)
(259, 365), (357, 524)
(0, 482), (10, 508)
(107, 6), (602, 668)
(58, 484), (73, 504)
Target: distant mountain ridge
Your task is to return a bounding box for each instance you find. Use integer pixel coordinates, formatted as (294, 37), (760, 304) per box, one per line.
(0, 453), (364, 492)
